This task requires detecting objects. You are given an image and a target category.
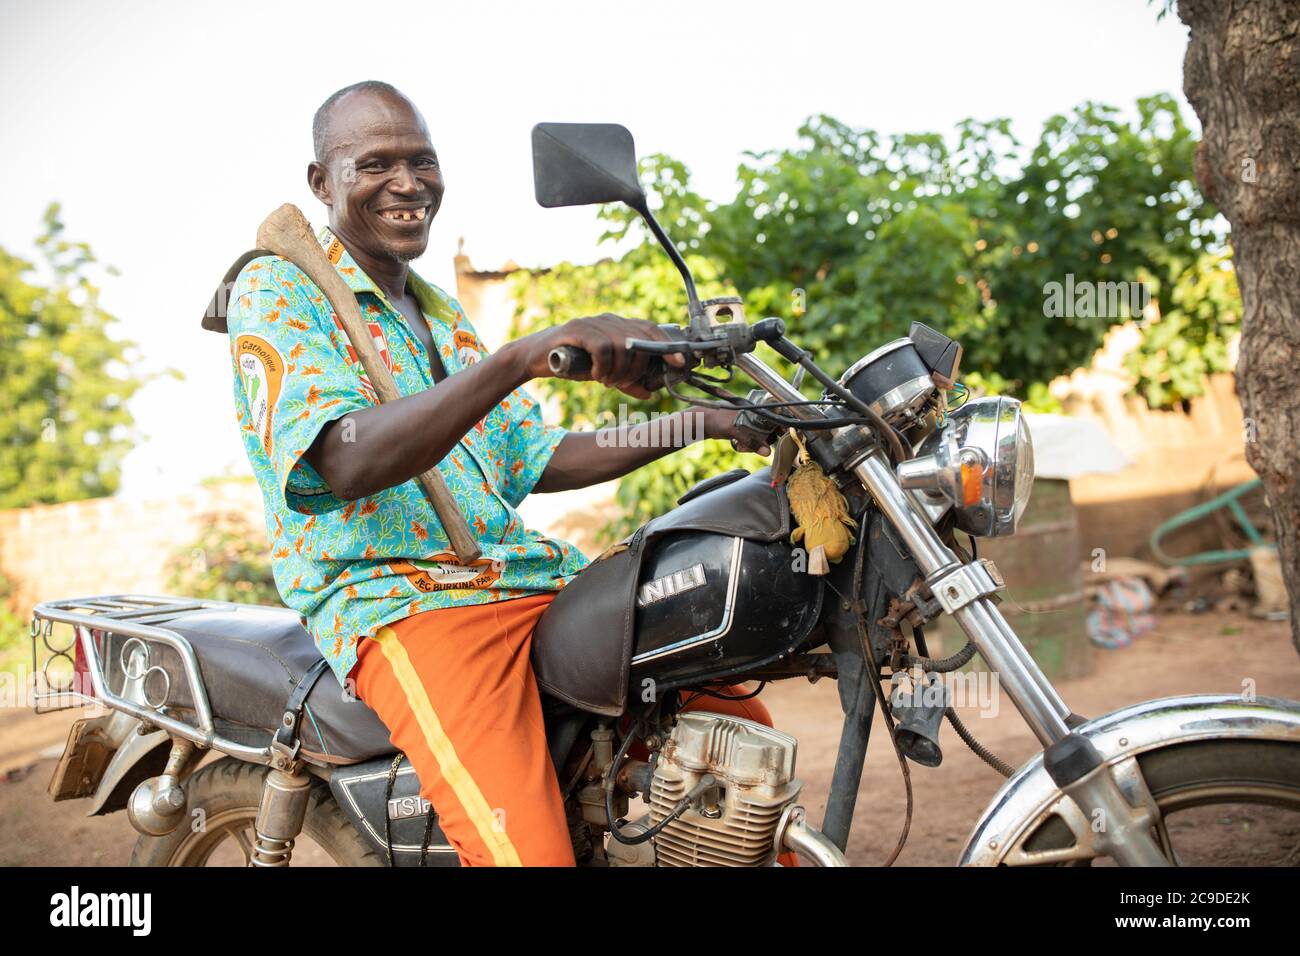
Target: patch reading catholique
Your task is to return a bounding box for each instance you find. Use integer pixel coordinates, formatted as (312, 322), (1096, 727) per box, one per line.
(235, 334), (285, 453)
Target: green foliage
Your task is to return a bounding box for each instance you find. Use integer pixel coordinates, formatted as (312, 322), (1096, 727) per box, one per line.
(971, 97), (1211, 386)
(515, 98), (1237, 539)
(1125, 251), (1241, 407)
(706, 98), (1214, 393)
(165, 510), (282, 606)
(0, 205), (149, 508)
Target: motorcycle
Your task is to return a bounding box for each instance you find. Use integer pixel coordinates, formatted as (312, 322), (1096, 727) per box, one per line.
(28, 122), (1300, 868)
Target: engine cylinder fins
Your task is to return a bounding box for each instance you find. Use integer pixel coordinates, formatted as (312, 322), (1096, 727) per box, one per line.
(648, 712), (802, 867)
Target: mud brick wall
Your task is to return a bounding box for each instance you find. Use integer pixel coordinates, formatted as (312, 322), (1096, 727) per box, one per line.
(0, 481), (264, 615)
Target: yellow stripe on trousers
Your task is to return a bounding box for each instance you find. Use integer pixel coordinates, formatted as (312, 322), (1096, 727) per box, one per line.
(372, 625), (523, 867)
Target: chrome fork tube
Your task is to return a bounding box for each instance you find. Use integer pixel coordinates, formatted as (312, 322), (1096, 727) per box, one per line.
(950, 601), (1071, 743)
(736, 352), (1073, 744)
(736, 353), (826, 423)
(853, 454), (1072, 745)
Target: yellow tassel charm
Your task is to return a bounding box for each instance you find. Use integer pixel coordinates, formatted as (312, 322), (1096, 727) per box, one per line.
(787, 460), (856, 574)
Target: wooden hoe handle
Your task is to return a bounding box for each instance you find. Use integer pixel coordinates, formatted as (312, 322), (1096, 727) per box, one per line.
(256, 203), (482, 563)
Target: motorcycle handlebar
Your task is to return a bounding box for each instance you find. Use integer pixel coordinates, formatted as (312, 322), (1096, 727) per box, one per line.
(549, 318), (788, 378)
(547, 337), (683, 377)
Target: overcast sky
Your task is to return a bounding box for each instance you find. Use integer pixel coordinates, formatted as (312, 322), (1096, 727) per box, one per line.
(0, 0), (1192, 497)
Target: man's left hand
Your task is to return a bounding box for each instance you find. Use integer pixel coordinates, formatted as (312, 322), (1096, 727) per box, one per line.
(699, 408), (773, 456)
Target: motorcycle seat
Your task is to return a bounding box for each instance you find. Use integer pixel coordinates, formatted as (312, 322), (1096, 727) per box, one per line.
(145, 603), (394, 765)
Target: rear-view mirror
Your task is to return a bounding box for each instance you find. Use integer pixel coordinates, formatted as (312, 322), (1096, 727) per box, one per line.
(531, 122), (645, 210)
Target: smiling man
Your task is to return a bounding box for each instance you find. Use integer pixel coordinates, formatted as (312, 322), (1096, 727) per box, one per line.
(225, 80), (770, 866)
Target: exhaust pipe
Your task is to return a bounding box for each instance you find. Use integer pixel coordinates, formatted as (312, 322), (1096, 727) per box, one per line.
(776, 805), (848, 867)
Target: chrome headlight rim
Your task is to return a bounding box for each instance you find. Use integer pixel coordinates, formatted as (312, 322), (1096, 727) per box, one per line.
(917, 395), (1034, 537)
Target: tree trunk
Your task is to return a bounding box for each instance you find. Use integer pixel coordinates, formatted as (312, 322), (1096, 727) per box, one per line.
(1180, 0), (1300, 651)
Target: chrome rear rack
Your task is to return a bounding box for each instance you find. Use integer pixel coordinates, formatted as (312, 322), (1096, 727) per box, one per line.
(30, 594), (275, 765)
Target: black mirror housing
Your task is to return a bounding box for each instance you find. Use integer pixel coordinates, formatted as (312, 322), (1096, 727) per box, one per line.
(531, 122), (645, 210)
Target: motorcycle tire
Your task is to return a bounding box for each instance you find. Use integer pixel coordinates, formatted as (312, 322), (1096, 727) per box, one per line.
(129, 757), (384, 867)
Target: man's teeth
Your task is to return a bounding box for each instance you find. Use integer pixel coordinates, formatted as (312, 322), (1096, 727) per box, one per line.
(382, 208), (426, 222)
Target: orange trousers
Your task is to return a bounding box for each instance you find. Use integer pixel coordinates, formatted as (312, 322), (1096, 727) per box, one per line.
(352, 592), (783, 867)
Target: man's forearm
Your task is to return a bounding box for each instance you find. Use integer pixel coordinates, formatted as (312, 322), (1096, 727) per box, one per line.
(534, 411), (708, 493)
(305, 340), (532, 500)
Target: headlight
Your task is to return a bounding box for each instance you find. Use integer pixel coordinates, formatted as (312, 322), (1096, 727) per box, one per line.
(899, 396), (1034, 537)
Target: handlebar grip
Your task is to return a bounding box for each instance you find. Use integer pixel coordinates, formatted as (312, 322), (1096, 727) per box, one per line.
(548, 346), (593, 376)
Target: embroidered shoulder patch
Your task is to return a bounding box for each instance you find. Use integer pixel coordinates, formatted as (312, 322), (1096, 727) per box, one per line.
(453, 329), (481, 366)
(235, 334), (285, 454)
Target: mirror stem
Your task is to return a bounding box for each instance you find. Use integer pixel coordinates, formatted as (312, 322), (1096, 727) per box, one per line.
(634, 200), (705, 328)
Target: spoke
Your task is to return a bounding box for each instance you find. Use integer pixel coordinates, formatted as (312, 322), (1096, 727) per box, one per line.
(232, 824), (256, 865)
(1153, 817), (1182, 867)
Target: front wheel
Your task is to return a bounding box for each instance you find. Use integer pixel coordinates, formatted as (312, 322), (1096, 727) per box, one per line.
(129, 758), (384, 867)
(1003, 738), (1300, 866)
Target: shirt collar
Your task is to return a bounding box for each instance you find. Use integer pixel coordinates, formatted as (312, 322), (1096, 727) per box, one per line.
(315, 225), (461, 329)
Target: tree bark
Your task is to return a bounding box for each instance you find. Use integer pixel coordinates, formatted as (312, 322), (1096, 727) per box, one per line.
(1180, 0), (1300, 649)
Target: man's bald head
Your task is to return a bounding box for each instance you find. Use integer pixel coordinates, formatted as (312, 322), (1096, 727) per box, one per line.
(313, 80), (417, 162)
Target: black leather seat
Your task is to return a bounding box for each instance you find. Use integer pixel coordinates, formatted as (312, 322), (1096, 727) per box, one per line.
(155, 604), (394, 764)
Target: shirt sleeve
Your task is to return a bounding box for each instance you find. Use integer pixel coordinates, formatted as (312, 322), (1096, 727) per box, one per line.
(442, 301), (568, 508)
(226, 257), (372, 514)
(496, 386), (568, 508)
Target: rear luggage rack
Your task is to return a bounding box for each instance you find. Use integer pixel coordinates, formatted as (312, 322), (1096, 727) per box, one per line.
(30, 594), (276, 765)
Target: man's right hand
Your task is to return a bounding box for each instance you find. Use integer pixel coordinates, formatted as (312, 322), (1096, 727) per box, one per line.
(524, 314), (685, 400)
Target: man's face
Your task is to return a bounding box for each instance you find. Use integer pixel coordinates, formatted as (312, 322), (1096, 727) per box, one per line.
(309, 92), (444, 263)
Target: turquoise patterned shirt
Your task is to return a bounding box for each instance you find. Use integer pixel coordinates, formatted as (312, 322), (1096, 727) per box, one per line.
(226, 226), (587, 685)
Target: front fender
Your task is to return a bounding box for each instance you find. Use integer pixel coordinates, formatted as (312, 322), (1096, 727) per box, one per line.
(958, 693), (1300, 866)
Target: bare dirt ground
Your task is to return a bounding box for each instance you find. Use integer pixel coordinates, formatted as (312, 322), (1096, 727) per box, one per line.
(1, 611), (1297, 867)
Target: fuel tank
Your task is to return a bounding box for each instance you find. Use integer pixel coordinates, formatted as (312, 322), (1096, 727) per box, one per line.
(629, 530), (823, 690)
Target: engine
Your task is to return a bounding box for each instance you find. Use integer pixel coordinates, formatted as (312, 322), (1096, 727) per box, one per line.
(645, 712), (802, 867)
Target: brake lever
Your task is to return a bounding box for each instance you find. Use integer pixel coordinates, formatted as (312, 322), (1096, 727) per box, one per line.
(548, 317), (788, 398)
(623, 338), (697, 364)
(547, 320), (693, 377)
(625, 316), (785, 369)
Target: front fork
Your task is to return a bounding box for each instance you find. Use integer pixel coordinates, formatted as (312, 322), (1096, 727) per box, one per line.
(735, 350), (1169, 864)
(851, 452), (1170, 866)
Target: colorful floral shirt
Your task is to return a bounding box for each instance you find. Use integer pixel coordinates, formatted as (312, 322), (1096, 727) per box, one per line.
(226, 226), (587, 685)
